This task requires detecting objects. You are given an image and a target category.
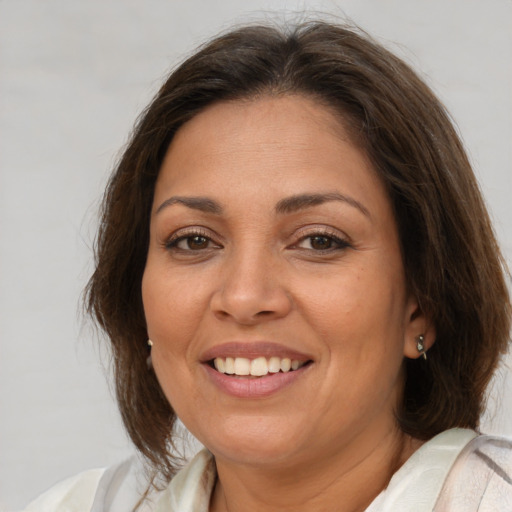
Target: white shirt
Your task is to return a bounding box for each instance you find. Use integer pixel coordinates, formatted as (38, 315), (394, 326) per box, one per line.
(23, 429), (512, 511)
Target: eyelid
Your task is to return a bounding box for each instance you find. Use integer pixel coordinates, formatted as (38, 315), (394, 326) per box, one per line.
(293, 225), (350, 241)
(161, 224), (350, 252)
(163, 226), (222, 250)
(290, 225), (352, 251)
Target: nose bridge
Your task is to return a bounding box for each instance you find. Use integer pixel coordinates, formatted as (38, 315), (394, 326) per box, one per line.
(211, 242), (291, 324)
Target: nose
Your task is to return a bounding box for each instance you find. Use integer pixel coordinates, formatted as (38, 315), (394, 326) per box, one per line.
(210, 249), (293, 325)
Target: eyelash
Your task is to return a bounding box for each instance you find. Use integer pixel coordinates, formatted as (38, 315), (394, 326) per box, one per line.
(293, 229), (351, 253)
(164, 228), (220, 252)
(164, 228), (350, 254)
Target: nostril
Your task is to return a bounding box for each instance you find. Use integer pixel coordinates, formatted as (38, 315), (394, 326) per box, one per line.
(210, 285), (293, 325)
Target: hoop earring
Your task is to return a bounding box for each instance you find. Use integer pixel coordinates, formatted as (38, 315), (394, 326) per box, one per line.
(416, 334), (427, 360)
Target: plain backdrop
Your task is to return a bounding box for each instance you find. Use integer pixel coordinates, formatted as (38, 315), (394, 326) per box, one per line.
(1, 0), (511, 510)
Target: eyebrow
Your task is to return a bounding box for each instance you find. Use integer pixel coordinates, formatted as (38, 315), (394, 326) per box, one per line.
(155, 192), (370, 218)
(155, 196), (223, 215)
(275, 193), (370, 217)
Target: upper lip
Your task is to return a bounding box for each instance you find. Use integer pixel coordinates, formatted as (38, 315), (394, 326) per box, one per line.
(200, 341), (313, 363)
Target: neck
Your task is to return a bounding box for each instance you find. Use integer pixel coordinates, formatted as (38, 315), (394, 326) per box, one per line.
(210, 428), (422, 512)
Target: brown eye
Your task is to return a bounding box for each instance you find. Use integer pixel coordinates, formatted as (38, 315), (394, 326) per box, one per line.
(166, 232), (217, 251)
(309, 235), (334, 250)
(185, 235), (210, 250)
(294, 232), (350, 252)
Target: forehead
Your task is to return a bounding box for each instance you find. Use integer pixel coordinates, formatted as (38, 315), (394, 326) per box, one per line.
(155, 95), (379, 196)
(149, 96), (402, 243)
(174, 94), (354, 148)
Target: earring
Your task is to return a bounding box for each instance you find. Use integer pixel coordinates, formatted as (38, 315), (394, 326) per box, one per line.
(146, 339), (153, 370)
(416, 334), (427, 360)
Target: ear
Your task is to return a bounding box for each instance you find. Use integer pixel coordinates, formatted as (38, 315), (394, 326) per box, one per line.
(402, 294), (436, 360)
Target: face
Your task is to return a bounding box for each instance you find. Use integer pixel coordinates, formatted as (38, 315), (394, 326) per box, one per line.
(142, 95), (425, 470)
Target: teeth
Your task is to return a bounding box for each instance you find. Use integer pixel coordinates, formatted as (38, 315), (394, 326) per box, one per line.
(251, 357), (268, 376)
(225, 357), (235, 374)
(234, 357), (250, 375)
(214, 358), (225, 373)
(212, 356), (307, 376)
(280, 358), (291, 372)
(268, 357), (281, 373)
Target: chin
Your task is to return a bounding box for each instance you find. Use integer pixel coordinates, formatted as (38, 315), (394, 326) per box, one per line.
(197, 417), (309, 467)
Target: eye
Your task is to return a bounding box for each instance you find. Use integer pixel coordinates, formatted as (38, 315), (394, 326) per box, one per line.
(165, 229), (220, 252)
(176, 235), (211, 250)
(305, 235), (336, 250)
(295, 232), (350, 252)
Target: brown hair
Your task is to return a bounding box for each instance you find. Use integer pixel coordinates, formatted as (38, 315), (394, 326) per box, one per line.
(86, 21), (512, 480)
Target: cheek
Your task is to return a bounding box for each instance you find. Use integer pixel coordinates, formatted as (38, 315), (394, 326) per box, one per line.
(142, 264), (214, 411)
(301, 265), (396, 314)
(142, 266), (206, 344)
(142, 270), (200, 409)
(295, 262), (407, 355)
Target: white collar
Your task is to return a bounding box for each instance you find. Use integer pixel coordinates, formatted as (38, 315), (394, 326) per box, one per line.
(152, 428), (477, 512)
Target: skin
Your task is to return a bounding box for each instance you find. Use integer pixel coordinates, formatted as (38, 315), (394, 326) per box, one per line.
(142, 95), (434, 512)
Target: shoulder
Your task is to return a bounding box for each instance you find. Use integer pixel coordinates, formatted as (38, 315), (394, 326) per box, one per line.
(22, 456), (146, 512)
(435, 433), (512, 510)
(23, 468), (106, 512)
(22, 450), (215, 512)
(367, 428), (483, 512)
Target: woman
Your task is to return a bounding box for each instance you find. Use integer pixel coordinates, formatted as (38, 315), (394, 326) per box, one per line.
(24, 21), (511, 511)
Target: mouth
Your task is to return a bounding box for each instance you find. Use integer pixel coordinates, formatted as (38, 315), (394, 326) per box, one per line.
(200, 342), (314, 397)
(208, 356), (312, 377)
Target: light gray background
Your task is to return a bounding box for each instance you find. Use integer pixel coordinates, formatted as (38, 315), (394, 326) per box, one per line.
(1, 0), (511, 510)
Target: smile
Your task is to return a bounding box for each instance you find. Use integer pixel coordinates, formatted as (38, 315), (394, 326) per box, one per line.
(212, 356), (307, 376)
(200, 342), (313, 397)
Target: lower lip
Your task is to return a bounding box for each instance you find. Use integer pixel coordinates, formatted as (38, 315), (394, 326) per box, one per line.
(203, 363), (311, 398)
